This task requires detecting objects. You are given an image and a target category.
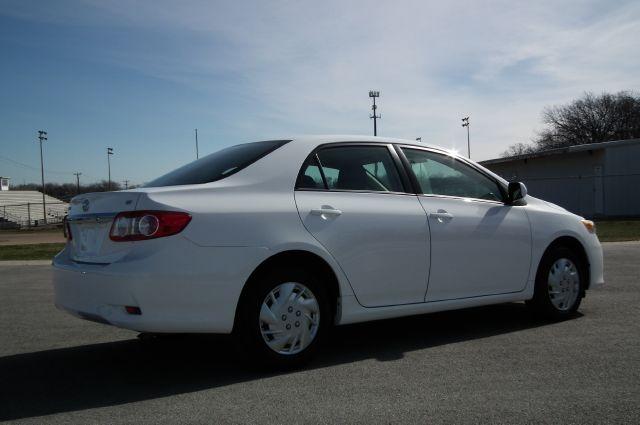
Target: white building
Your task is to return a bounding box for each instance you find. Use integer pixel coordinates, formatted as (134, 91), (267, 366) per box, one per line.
(0, 176), (9, 191)
(481, 138), (640, 219)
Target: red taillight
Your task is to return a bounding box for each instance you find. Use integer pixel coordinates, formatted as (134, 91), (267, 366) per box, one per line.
(125, 306), (142, 315)
(109, 211), (192, 242)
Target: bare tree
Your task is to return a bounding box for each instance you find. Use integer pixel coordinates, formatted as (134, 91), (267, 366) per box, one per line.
(501, 91), (640, 157)
(500, 142), (536, 157)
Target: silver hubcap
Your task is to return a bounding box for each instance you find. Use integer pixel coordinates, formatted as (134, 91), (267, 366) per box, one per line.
(259, 282), (320, 355)
(548, 258), (580, 311)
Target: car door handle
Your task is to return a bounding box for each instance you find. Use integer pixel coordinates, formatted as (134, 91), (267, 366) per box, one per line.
(429, 211), (453, 221)
(310, 207), (342, 217)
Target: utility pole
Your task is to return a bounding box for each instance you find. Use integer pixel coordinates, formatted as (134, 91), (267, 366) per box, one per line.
(195, 128), (199, 159)
(73, 172), (82, 194)
(122, 179), (129, 190)
(369, 91), (381, 136)
(37, 130), (48, 224)
(461, 116), (471, 158)
(107, 147), (114, 191)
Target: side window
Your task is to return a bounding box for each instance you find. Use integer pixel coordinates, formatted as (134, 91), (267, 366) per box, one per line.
(317, 146), (404, 192)
(297, 145), (404, 192)
(401, 148), (504, 201)
(297, 157), (325, 189)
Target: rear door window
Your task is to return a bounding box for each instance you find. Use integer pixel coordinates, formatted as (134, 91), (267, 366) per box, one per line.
(296, 145), (404, 192)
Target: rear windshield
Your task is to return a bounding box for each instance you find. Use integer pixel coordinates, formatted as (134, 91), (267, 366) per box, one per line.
(144, 140), (290, 187)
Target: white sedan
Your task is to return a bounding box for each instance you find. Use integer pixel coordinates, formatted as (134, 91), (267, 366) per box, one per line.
(53, 135), (604, 366)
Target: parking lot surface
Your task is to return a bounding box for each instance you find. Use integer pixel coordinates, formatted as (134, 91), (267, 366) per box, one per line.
(1, 242), (639, 424)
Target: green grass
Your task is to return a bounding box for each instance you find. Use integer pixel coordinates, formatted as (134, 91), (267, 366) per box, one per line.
(595, 220), (640, 242)
(0, 243), (65, 261)
(0, 228), (62, 235)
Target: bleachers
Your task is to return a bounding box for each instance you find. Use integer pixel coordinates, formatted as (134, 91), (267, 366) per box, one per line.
(0, 191), (68, 228)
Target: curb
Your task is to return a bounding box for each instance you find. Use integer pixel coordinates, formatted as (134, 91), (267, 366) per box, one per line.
(0, 260), (52, 266)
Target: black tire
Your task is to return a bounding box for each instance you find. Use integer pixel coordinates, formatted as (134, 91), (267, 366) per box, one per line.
(527, 245), (585, 320)
(234, 266), (331, 368)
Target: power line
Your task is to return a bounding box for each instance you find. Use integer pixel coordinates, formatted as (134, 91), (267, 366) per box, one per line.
(0, 155), (103, 182)
(0, 154), (71, 175)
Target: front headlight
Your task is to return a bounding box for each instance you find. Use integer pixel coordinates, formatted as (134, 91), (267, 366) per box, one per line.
(581, 219), (596, 234)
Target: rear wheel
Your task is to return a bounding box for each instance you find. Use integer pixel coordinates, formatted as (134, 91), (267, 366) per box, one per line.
(528, 246), (585, 320)
(235, 267), (330, 368)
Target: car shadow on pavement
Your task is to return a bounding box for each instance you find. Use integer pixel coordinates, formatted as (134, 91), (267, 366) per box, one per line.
(0, 302), (578, 421)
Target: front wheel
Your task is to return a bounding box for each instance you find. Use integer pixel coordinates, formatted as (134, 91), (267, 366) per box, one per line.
(235, 267), (330, 368)
(527, 246), (585, 320)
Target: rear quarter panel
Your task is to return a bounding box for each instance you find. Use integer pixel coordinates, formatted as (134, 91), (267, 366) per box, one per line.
(134, 140), (358, 313)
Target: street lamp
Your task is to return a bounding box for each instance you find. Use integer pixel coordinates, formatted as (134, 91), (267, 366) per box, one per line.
(369, 90), (381, 136)
(107, 147), (114, 191)
(37, 130), (48, 224)
(461, 117), (470, 158)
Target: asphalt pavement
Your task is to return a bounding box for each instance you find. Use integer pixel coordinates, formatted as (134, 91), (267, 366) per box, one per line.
(0, 242), (639, 424)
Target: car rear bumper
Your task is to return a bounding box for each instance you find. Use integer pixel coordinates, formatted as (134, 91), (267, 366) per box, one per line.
(52, 237), (269, 334)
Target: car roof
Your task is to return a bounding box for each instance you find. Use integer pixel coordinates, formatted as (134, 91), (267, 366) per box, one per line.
(287, 135), (450, 153)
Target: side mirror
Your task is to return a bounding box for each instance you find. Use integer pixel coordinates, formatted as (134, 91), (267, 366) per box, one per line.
(508, 182), (527, 204)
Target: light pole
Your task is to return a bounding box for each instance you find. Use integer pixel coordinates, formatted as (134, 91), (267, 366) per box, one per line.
(37, 130), (48, 224)
(369, 90), (381, 136)
(461, 116), (470, 158)
(73, 172), (82, 194)
(107, 147), (114, 191)
(122, 179), (129, 190)
(195, 128), (199, 159)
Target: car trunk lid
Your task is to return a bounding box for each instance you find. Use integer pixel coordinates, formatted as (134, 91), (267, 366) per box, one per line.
(67, 192), (142, 263)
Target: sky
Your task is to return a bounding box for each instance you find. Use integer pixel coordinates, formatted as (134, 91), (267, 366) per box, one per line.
(1, 0), (639, 186)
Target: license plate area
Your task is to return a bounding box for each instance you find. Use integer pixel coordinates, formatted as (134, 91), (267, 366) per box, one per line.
(69, 214), (115, 258)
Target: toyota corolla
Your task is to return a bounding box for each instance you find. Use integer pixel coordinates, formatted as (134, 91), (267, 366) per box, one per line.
(53, 136), (604, 366)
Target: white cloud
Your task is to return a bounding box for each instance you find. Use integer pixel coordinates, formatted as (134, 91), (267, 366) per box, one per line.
(4, 0), (640, 159)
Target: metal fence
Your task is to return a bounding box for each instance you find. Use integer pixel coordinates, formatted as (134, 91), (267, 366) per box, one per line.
(0, 202), (68, 228)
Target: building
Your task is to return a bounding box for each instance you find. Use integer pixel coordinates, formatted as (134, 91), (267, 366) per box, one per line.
(0, 176), (9, 191)
(480, 138), (640, 219)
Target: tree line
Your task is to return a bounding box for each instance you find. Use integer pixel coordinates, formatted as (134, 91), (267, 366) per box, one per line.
(11, 181), (139, 202)
(502, 91), (640, 157)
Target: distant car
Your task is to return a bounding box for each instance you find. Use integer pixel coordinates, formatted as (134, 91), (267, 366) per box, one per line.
(53, 136), (604, 366)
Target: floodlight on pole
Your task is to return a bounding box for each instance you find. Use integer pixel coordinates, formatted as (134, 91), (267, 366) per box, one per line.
(107, 147), (114, 191)
(37, 130), (48, 224)
(369, 90), (381, 136)
(73, 172), (82, 194)
(461, 116), (471, 158)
